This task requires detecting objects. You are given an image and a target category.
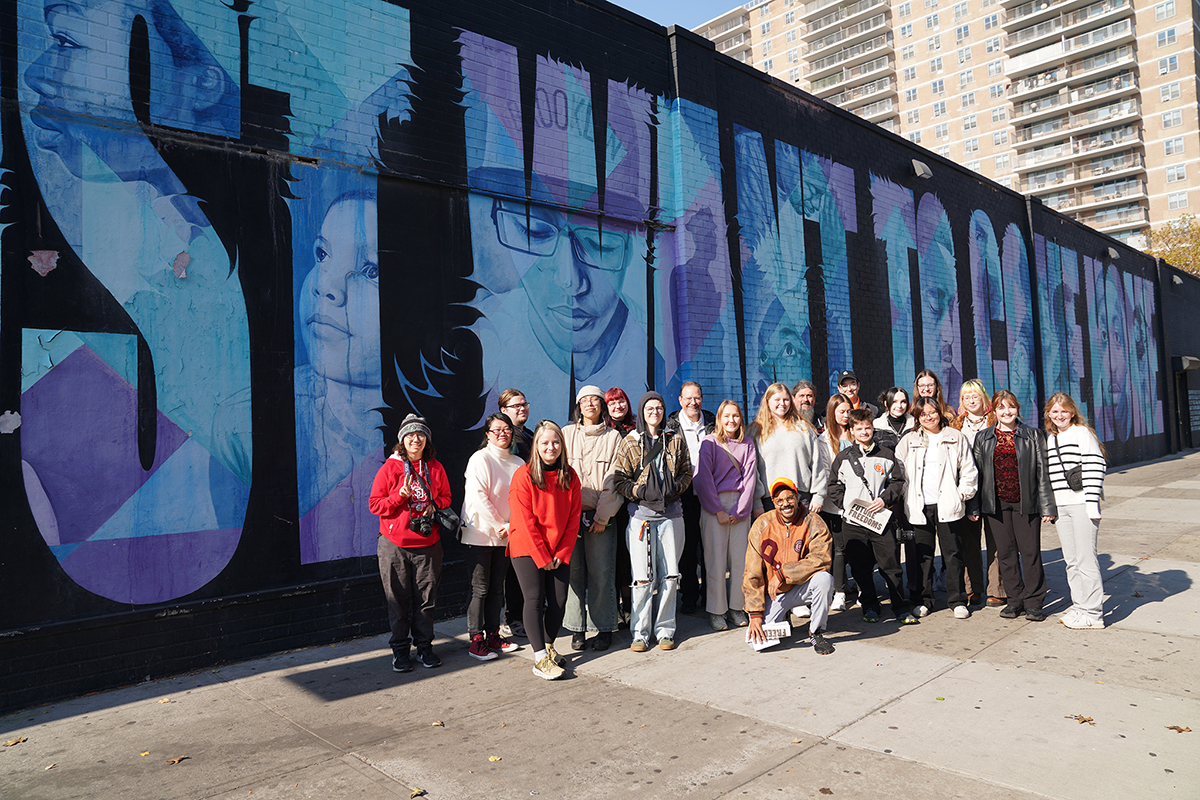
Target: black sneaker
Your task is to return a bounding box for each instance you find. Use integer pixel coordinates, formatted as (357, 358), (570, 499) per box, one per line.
(571, 632), (587, 651)
(1024, 608), (1046, 622)
(415, 648), (441, 669)
(811, 632), (834, 656)
(999, 606), (1025, 619)
(392, 650), (413, 673)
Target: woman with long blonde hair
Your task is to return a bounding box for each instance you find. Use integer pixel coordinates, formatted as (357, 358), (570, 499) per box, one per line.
(751, 383), (826, 515)
(1043, 392), (1108, 629)
(694, 399), (758, 630)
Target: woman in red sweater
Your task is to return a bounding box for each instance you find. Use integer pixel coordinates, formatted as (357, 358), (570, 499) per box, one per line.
(508, 420), (582, 680)
(368, 415), (452, 674)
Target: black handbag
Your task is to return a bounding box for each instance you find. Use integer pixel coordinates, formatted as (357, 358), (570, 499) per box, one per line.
(1051, 437), (1084, 492)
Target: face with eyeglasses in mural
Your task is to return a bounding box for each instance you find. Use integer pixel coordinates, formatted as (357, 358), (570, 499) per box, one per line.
(299, 195), (380, 388)
(485, 197), (636, 375)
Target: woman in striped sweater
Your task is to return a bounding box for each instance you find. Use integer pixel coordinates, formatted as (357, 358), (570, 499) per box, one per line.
(1044, 393), (1108, 630)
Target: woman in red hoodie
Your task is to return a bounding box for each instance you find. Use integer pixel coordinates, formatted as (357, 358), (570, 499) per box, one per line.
(508, 420), (582, 680)
(369, 415), (451, 674)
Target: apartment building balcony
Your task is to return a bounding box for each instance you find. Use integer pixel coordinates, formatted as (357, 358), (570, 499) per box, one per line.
(700, 14), (749, 41)
(804, 13), (888, 57)
(808, 55), (892, 96)
(1014, 125), (1141, 171)
(1019, 149), (1143, 191)
(851, 96), (896, 122)
(1015, 98), (1139, 145)
(1002, 0), (1107, 25)
(1005, 18), (1133, 78)
(1012, 71), (1136, 124)
(716, 31), (753, 58)
(804, 0), (854, 21)
(875, 117), (899, 133)
(1004, 0), (1130, 57)
(824, 75), (895, 108)
(805, 33), (893, 80)
(1038, 179), (1145, 212)
(1006, 44), (1134, 101)
(803, 0), (886, 38)
(1087, 204), (1149, 233)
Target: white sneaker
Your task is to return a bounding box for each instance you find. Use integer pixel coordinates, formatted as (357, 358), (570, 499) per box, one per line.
(1061, 611), (1105, 630)
(830, 592), (847, 611)
(793, 605), (811, 618)
(912, 605), (930, 618)
(953, 605), (971, 619)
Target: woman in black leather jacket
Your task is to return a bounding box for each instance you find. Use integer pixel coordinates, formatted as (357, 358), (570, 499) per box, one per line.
(968, 390), (1057, 621)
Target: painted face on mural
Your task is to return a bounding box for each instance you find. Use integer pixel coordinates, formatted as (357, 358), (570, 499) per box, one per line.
(1100, 265), (1131, 440)
(486, 198), (633, 374)
(299, 196), (381, 388)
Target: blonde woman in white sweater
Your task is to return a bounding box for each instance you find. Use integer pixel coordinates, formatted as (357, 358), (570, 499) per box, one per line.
(563, 385), (625, 651)
(461, 413), (525, 661)
(1044, 393), (1108, 630)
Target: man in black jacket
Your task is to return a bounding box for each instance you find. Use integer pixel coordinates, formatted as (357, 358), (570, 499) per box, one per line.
(666, 381), (716, 614)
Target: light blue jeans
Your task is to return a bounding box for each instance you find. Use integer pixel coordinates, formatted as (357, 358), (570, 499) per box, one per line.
(564, 523), (619, 633)
(627, 516), (683, 643)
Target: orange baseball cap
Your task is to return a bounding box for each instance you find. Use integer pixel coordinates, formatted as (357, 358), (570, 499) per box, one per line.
(769, 477), (800, 496)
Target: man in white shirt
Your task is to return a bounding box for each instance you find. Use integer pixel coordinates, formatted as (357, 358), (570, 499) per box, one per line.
(666, 382), (716, 614)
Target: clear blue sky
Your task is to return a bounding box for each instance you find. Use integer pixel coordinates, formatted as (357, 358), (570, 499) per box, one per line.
(614, 0), (743, 30)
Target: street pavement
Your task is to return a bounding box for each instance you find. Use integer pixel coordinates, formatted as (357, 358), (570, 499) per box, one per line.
(3, 450), (1199, 800)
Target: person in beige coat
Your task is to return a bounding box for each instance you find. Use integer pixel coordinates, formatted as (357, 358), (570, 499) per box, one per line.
(895, 397), (979, 620)
(562, 385), (625, 651)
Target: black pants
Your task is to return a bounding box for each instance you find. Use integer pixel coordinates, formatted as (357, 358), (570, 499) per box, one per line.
(842, 523), (908, 616)
(504, 560), (524, 626)
(611, 504), (632, 620)
(465, 544), (507, 637)
(678, 486), (705, 607)
(986, 502), (1046, 612)
(910, 506), (967, 608)
(511, 556), (570, 652)
(378, 537), (442, 653)
(820, 510), (847, 593)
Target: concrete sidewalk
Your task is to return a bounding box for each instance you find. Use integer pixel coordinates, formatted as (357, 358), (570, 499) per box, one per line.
(3, 451), (1199, 800)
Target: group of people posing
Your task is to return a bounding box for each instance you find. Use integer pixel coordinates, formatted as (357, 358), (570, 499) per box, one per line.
(369, 370), (1109, 681)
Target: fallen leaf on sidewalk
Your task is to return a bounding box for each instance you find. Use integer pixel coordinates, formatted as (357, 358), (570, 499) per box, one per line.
(791, 738), (801, 744)
(140, 752), (150, 757)
(1166, 726), (1191, 733)
(410, 788), (426, 798)
(488, 756), (502, 762)
(166, 756), (190, 765)
(431, 721), (444, 727)
(819, 789), (833, 795)
(3, 737), (27, 747)
(1132, 592), (1144, 598)
(45, 764), (56, 770)
(1066, 715), (1095, 726)
(500, 722), (506, 728)
(158, 698), (172, 704)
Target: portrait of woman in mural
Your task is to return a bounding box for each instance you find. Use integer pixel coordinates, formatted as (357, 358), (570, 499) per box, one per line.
(1096, 260), (1133, 442)
(16, 0), (251, 604)
(917, 195), (963, 401)
(294, 188), (386, 563)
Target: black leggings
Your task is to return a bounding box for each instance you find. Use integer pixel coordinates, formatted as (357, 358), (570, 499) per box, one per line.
(511, 556), (570, 652)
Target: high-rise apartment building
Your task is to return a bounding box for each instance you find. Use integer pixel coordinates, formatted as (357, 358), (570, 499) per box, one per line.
(694, 0), (1198, 247)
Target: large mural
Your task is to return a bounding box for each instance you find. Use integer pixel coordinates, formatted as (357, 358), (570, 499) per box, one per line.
(0, 0), (1171, 698)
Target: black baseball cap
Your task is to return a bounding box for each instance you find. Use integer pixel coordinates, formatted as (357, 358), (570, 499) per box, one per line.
(837, 370), (858, 385)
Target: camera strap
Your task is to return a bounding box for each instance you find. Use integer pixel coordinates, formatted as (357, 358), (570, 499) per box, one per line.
(846, 447), (878, 498)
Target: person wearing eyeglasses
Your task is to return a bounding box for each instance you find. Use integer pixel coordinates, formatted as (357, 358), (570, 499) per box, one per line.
(460, 413), (526, 662)
(498, 388), (532, 460)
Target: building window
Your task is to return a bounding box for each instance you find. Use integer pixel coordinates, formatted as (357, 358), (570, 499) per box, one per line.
(1167, 165), (1186, 183)
(759, 4), (771, 18)
(985, 36), (1001, 53)
(954, 2), (968, 21)
(964, 137), (979, 154)
(788, 48), (799, 63)
(995, 153), (1010, 170)
(903, 45), (916, 60)
(959, 69), (974, 87)
(955, 25), (970, 43)
(927, 13), (939, 29)
(966, 160), (981, 172)
(928, 35), (942, 51)
(909, 131), (923, 143)
(899, 2), (912, 17)
(906, 88), (919, 102)
(902, 24), (913, 38)
(788, 67), (800, 82)
(763, 58), (773, 70)
(993, 129), (1008, 145)
(1161, 82), (1181, 102)
(903, 66), (918, 80)
(1163, 109), (1183, 129)
(989, 83), (1004, 99)
(786, 29), (798, 43)
(933, 100), (947, 116)
(1165, 137), (1184, 156)
(1157, 29), (1177, 47)
(925, 0), (938, 7)
(1168, 191), (1188, 210)
(935, 122), (949, 139)
(960, 92), (976, 109)
(907, 109), (921, 124)
(763, 40), (773, 56)
(998, 175), (1012, 188)
(936, 145), (951, 157)
(1158, 55), (1179, 74)
(957, 47), (972, 64)
(963, 114), (977, 131)
(984, 13), (999, 30)
(930, 56), (944, 72)
(987, 59), (1003, 77)
(1154, 0), (1174, 20)
(785, 10), (796, 24)
(932, 79), (945, 95)
(761, 21), (771, 35)
(991, 107), (1006, 122)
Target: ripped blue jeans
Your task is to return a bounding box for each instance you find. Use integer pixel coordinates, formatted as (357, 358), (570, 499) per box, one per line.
(627, 516), (683, 643)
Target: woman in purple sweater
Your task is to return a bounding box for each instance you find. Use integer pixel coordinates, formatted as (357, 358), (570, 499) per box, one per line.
(694, 400), (759, 631)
